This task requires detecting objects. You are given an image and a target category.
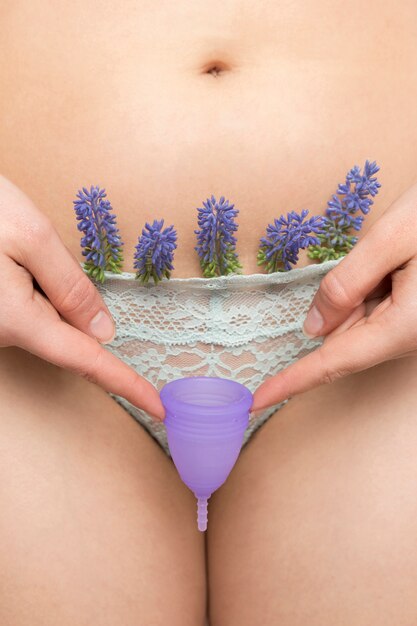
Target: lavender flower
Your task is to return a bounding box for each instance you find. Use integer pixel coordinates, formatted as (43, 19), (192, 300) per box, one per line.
(194, 195), (242, 277)
(73, 186), (124, 283)
(134, 219), (177, 284)
(257, 210), (326, 272)
(308, 160), (381, 262)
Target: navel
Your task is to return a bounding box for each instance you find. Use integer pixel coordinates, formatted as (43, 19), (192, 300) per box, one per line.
(200, 59), (232, 78)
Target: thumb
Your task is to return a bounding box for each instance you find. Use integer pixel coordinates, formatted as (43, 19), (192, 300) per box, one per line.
(17, 221), (116, 344)
(301, 221), (409, 339)
(252, 311), (403, 412)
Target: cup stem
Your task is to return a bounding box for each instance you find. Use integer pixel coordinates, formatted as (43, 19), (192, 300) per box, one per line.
(197, 497), (209, 532)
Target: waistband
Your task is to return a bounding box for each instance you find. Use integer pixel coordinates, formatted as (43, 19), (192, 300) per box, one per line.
(97, 257), (343, 290)
(91, 258), (343, 347)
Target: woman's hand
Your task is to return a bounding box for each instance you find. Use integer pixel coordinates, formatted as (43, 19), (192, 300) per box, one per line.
(0, 175), (165, 420)
(252, 182), (417, 413)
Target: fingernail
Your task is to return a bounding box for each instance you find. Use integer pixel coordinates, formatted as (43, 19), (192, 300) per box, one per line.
(90, 310), (115, 343)
(303, 305), (324, 338)
(145, 408), (165, 422)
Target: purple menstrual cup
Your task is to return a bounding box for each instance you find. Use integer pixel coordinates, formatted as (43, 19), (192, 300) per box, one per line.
(160, 376), (253, 532)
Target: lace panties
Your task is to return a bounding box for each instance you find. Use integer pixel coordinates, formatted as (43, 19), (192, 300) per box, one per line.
(95, 257), (343, 457)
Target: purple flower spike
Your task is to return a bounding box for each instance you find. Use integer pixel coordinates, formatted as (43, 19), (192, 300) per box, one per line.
(194, 195), (242, 277)
(308, 160), (381, 262)
(134, 219), (177, 284)
(73, 185), (124, 283)
(257, 210), (326, 272)
(327, 160), (381, 226)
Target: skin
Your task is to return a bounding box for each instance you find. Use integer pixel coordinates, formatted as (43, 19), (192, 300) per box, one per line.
(0, 1), (417, 624)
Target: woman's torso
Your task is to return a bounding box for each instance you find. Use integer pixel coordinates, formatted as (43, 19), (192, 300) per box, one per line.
(1, 0), (416, 277)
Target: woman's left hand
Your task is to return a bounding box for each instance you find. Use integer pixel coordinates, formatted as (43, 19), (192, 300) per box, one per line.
(252, 182), (417, 413)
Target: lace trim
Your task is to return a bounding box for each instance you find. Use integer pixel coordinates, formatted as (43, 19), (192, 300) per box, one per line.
(97, 257), (343, 289)
(92, 258), (343, 348)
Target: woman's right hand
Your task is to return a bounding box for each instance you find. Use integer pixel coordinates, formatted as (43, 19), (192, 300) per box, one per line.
(0, 175), (165, 420)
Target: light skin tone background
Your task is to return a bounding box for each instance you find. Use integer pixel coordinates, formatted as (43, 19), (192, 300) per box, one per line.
(0, 1), (417, 624)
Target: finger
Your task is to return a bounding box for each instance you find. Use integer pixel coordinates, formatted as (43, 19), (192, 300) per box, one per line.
(252, 311), (407, 412)
(14, 219), (116, 344)
(14, 303), (165, 421)
(302, 190), (417, 339)
(364, 274), (392, 301)
(324, 295), (390, 340)
(324, 302), (367, 338)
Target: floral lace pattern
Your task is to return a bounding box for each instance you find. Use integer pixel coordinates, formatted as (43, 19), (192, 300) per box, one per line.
(95, 257), (344, 457)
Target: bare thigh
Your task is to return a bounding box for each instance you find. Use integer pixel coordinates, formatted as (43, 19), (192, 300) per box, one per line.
(0, 347), (206, 626)
(207, 356), (417, 626)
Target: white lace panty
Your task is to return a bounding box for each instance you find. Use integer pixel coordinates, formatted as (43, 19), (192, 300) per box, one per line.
(94, 257), (343, 457)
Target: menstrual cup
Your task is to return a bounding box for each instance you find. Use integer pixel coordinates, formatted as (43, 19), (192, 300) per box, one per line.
(160, 376), (253, 532)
